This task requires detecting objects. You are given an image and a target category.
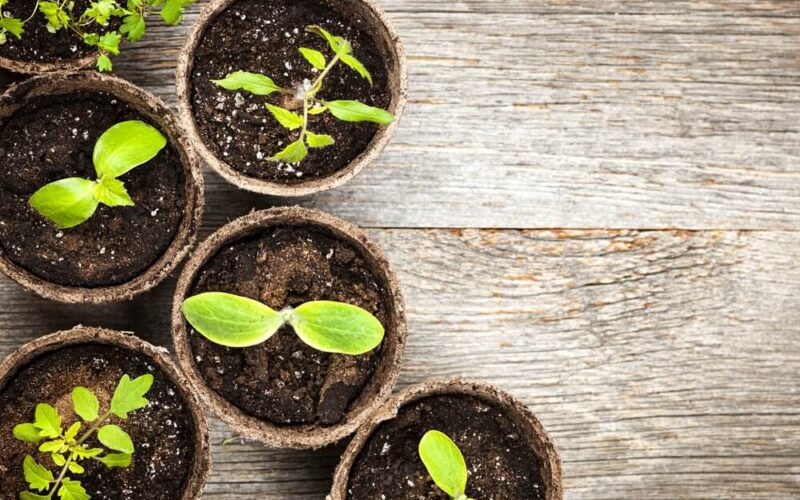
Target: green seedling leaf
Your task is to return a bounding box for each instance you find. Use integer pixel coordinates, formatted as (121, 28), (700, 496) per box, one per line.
(212, 71), (281, 96)
(52, 453), (66, 466)
(33, 403), (62, 439)
(182, 292), (285, 347)
(419, 430), (468, 498)
(299, 47), (326, 69)
(97, 54), (113, 72)
(288, 301), (384, 355)
(98, 31), (121, 55)
(120, 13), (146, 42)
(265, 103), (303, 130)
(39, 439), (65, 453)
(58, 478), (90, 500)
(110, 374), (153, 419)
(340, 53), (372, 84)
(20, 491), (49, 500)
(39, 2), (69, 31)
(325, 100), (394, 124)
(72, 387), (99, 422)
(64, 422), (82, 442)
(160, 0), (192, 25)
(22, 455), (53, 492)
(0, 17), (24, 39)
(308, 104), (327, 115)
(307, 25), (351, 54)
(94, 177), (134, 207)
(67, 462), (85, 474)
(13, 423), (42, 442)
(305, 131), (335, 148)
(97, 425), (134, 453)
(269, 139), (308, 163)
(29, 177), (99, 229)
(93, 120), (166, 179)
(73, 447), (103, 460)
(83, 0), (116, 25)
(97, 452), (132, 468)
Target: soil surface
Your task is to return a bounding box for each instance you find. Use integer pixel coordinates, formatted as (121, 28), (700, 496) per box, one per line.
(190, 0), (392, 183)
(187, 225), (389, 426)
(0, 343), (197, 500)
(0, 91), (186, 288)
(347, 395), (547, 500)
(0, 0), (97, 63)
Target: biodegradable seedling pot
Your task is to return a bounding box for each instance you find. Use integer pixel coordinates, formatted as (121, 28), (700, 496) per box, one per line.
(329, 379), (564, 500)
(0, 71), (204, 304)
(0, 325), (211, 499)
(176, 0), (408, 196)
(172, 206), (407, 448)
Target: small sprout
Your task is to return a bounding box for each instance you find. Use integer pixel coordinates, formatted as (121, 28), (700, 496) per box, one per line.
(419, 430), (478, 500)
(28, 120), (166, 229)
(211, 24), (394, 165)
(181, 292), (384, 355)
(13, 374), (153, 500)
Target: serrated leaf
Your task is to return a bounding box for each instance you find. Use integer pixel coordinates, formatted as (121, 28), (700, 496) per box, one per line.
(288, 301), (384, 355)
(33, 403), (62, 439)
(64, 422), (81, 441)
(419, 430), (468, 498)
(299, 47), (325, 70)
(265, 103), (303, 130)
(97, 54), (112, 72)
(72, 447), (103, 459)
(110, 374), (153, 419)
(83, 0), (116, 25)
(305, 132), (335, 148)
(51, 453), (66, 466)
(306, 25), (351, 54)
(71, 387), (99, 422)
(58, 478), (89, 500)
(340, 53), (372, 84)
(22, 456), (53, 492)
(325, 100), (394, 124)
(120, 13), (145, 42)
(39, 439), (64, 453)
(212, 71), (281, 96)
(20, 492), (49, 500)
(160, 0), (191, 25)
(97, 425), (134, 453)
(29, 178), (99, 229)
(94, 177), (134, 207)
(98, 31), (121, 55)
(97, 452), (132, 468)
(182, 292), (285, 348)
(39, 2), (69, 31)
(269, 139), (307, 163)
(0, 17), (24, 38)
(13, 423), (43, 442)
(67, 462), (85, 474)
(93, 120), (166, 179)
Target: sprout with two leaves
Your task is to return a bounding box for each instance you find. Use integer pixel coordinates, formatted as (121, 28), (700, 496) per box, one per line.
(419, 430), (478, 500)
(28, 120), (166, 229)
(211, 25), (394, 165)
(13, 373), (154, 500)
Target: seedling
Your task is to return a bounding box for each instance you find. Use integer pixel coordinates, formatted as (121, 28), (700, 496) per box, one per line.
(181, 291), (384, 355)
(211, 25), (394, 164)
(0, 0), (193, 71)
(12, 373), (153, 500)
(419, 430), (478, 500)
(28, 120), (166, 229)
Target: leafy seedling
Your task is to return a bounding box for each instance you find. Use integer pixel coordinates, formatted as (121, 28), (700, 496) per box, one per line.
(211, 25), (394, 164)
(28, 120), (166, 229)
(419, 430), (478, 500)
(181, 292), (384, 355)
(13, 373), (154, 500)
(0, 0), (194, 71)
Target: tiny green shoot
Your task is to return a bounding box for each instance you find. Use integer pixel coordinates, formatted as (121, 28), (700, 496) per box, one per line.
(0, 0), (194, 71)
(419, 430), (478, 500)
(28, 120), (166, 229)
(13, 373), (154, 500)
(181, 291), (384, 355)
(211, 25), (394, 164)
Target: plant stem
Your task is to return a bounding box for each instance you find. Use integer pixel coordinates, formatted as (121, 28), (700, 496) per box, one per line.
(46, 452), (74, 499)
(76, 410), (112, 445)
(309, 50), (343, 95)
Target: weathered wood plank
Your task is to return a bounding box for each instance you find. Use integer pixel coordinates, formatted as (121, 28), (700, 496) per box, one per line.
(2, 228), (799, 498)
(101, 0), (800, 229)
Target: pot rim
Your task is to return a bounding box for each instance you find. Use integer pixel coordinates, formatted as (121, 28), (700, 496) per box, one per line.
(328, 378), (564, 500)
(0, 52), (95, 74)
(0, 325), (212, 499)
(175, 0), (408, 196)
(0, 71), (204, 304)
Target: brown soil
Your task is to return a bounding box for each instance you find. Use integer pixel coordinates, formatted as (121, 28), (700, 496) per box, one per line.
(0, 343), (197, 499)
(346, 395), (547, 500)
(187, 225), (389, 426)
(189, 0), (391, 183)
(0, 90), (186, 288)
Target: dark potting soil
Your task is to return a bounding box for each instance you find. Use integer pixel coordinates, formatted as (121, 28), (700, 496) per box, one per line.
(190, 0), (392, 183)
(187, 225), (390, 426)
(0, 344), (197, 500)
(346, 395), (547, 500)
(0, 0), (97, 63)
(0, 91), (186, 288)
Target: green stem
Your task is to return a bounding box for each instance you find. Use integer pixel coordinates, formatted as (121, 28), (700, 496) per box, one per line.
(76, 410), (111, 446)
(45, 452), (74, 499)
(309, 50), (343, 96)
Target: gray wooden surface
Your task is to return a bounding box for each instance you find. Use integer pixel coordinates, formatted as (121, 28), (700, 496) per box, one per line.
(2, 0), (799, 499)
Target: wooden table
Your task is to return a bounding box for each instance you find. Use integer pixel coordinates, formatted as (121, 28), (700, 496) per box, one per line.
(2, 0), (799, 498)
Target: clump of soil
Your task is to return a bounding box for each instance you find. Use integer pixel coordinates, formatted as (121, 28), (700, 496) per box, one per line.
(0, 0), (96, 63)
(0, 344), (197, 500)
(0, 91), (186, 288)
(190, 0), (391, 183)
(347, 395), (546, 500)
(187, 225), (390, 426)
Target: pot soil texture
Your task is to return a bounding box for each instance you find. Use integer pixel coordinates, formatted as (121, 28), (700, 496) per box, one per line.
(189, 0), (391, 183)
(0, 344), (197, 499)
(0, 90), (187, 287)
(346, 395), (547, 500)
(187, 225), (390, 427)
